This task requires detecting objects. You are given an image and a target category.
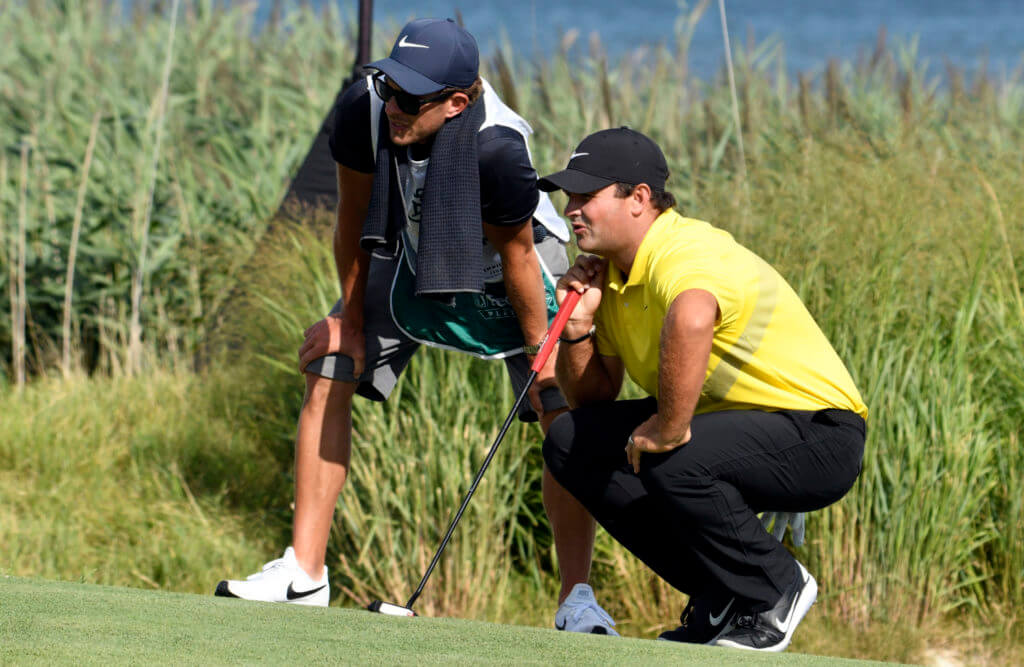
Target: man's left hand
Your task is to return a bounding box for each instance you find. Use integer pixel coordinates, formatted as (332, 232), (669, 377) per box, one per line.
(625, 414), (691, 473)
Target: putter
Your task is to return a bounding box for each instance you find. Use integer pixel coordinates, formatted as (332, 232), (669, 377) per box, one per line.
(368, 290), (583, 617)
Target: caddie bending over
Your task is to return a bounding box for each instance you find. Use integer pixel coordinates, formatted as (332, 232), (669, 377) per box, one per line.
(539, 127), (868, 652)
(217, 18), (619, 635)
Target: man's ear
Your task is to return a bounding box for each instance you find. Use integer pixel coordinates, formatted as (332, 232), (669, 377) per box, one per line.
(631, 183), (652, 216)
(445, 92), (470, 118)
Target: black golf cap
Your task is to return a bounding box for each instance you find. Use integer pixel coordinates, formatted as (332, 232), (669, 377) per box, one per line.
(538, 127), (669, 194)
(367, 18), (479, 96)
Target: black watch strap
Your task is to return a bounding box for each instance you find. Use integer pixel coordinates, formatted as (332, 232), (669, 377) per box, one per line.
(559, 325), (596, 345)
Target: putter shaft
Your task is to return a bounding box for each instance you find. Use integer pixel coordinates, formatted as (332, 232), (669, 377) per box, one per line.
(404, 290), (582, 611)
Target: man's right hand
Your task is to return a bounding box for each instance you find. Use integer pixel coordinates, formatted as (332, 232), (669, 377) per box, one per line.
(556, 254), (608, 326)
(298, 314), (366, 378)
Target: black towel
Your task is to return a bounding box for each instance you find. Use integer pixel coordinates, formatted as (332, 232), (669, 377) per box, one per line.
(361, 99), (487, 300)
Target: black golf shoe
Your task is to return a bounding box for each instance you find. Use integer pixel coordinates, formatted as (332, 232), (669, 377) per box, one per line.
(657, 590), (739, 645)
(713, 561), (817, 652)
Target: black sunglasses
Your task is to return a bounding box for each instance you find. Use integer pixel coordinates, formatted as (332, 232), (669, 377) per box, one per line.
(372, 73), (452, 115)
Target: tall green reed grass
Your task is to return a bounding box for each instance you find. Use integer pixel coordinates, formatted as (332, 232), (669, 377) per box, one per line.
(2, 1), (1022, 659)
(0, 0), (351, 378)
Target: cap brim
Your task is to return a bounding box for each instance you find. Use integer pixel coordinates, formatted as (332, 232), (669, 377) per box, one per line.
(367, 58), (444, 96)
(537, 169), (617, 194)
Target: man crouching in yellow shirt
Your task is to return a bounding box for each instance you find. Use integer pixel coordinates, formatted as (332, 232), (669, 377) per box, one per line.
(538, 127), (867, 652)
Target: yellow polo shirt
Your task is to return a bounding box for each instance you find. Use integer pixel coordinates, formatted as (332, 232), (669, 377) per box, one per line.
(594, 210), (867, 419)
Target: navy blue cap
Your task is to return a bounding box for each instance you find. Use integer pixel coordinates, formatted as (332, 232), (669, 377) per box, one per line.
(538, 127), (669, 194)
(368, 18), (479, 96)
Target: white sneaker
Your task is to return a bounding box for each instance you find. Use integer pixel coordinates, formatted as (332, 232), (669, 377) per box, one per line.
(215, 547), (329, 607)
(554, 583), (620, 636)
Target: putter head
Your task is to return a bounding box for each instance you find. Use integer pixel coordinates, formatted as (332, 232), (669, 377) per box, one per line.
(367, 600), (416, 617)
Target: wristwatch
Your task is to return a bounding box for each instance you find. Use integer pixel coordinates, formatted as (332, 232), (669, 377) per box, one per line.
(522, 338), (544, 355)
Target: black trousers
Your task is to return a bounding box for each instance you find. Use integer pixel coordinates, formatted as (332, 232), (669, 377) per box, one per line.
(543, 397), (865, 610)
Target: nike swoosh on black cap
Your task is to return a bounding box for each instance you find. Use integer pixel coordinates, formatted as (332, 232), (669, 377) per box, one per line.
(538, 127), (669, 194)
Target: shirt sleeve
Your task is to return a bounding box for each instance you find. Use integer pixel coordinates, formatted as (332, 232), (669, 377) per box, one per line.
(477, 126), (540, 226)
(328, 78), (375, 174)
(649, 248), (742, 330)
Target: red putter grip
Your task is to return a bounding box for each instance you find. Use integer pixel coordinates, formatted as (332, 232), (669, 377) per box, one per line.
(530, 290), (583, 373)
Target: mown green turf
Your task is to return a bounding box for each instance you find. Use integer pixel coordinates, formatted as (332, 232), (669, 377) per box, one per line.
(0, 576), (886, 665)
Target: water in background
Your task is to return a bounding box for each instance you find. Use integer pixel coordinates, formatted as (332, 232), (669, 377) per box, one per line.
(270, 0), (1022, 79)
